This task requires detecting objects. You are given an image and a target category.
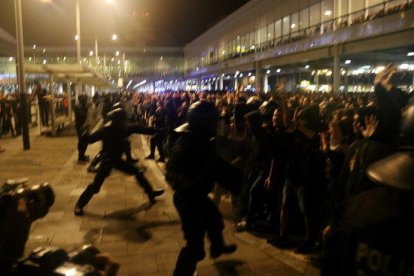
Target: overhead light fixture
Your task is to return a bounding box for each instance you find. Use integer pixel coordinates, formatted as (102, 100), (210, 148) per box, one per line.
(8, 57), (13, 62)
(115, 51), (120, 56)
(89, 51), (94, 56)
(305, 65), (310, 69)
(74, 35), (79, 41)
(266, 70), (271, 74)
(324, 10), (332, 16)
(407, 52), (414, 57)
(248, 72), (252, 76)
(276, 68), (281, 73)
(345, 60), (352, 64)
(291, 23), (296, 29)
(32, 44), (36, 50)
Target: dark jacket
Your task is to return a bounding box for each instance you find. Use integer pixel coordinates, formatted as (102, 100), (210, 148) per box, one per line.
(88, 123), (155, 158)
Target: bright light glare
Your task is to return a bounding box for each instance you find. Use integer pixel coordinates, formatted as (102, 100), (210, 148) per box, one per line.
(43, 59), (47, 64)
(345, 60), (352, 64)
(42, 48), (46, 53)
(408, 52), (414, 57)
(112, 34), (118, 41)
(89, 51), (94, 56)
(276, 68), (281, 73)
(324, 10), (332, 16)
(305, 65), (310, 69)
(33, 44), (36, 50)
(8, 57), (13, 62)
(266, 70), (271, 74)
(115, 51), (120, 56)
(291, 24), (296, 29)
(74, 35), (79, 41)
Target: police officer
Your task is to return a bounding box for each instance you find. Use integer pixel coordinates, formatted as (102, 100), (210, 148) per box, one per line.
(74, 108), (164, 216)
(87, 102), (137, 173)
(322, 100), (414, 275)
(166, 100), (242, 276)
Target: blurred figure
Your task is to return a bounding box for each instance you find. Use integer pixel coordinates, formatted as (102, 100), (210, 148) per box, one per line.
(166, 101), (242, 276)
(322, 99), (414, 276)
(74, 95), (91, 162)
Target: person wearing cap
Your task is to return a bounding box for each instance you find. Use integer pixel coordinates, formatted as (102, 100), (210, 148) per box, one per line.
(322, 99), (414, 276)
(74, 108), (164, 216)
(166, 100), (242, 276)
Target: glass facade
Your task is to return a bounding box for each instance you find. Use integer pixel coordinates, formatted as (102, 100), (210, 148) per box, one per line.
(185, 0), (412, 71)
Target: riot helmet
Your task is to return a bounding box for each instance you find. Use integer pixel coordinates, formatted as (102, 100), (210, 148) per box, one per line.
(175, 100), (219, 137)
(106, 108), (128, 124)
(367, 100), (414, 191)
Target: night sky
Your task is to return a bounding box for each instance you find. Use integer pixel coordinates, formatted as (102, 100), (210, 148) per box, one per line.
(0, 0), (250, 48)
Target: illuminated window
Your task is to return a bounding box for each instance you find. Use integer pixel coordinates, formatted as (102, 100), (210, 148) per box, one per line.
(310, 3), (321, 26)
(299, 8), (309, 30)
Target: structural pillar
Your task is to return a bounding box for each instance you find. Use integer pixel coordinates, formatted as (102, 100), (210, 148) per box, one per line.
(333, 45), (341, 93)
(14, 0), (30, 149)
(67, 80), (72, 123)
(264, 74), (269, 94)
(255, 61), (262, 94)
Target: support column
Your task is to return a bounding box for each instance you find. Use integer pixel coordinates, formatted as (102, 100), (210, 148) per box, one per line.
(67, 80), (72, 123)
(14, 0), (30, 149)
(255, 61), (262, 94)
(264, 74), (269, 94)
(333, 45), (341, 93)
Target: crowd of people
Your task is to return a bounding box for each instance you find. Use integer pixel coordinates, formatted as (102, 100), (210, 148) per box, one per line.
(2, 64), (413, 274)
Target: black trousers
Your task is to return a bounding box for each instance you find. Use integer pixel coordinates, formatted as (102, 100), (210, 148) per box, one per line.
(173, 192), (225, 276)
(39, 103), (49, 127)
(76, 128), (89, 159)
(149, 133), (165, 158)
(76, 157), (154, 208)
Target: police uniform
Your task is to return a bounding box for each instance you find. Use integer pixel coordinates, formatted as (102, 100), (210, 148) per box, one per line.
(166, 101), (242, 276)
(75, 109), (164, 215)
(323, 98), (414, 276)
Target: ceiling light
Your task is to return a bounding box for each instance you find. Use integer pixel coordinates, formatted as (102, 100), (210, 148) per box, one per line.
(345, 60), (352, 64)
(74, 35), (79, 41)
(276, 68), (281, 73)
(32, 44), (36, 50)
(115, 51), (120, 56)
(324, 10), (332, 16)
(112, 34), (118, 41)
(305, 65), (310, 69)
(266, 70), (271, 74)
(407, 52), (414, 57)
(89, 51), (94, 56)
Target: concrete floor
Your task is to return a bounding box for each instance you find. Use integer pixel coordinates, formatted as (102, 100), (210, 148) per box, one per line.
(0, 128), (319, 276)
